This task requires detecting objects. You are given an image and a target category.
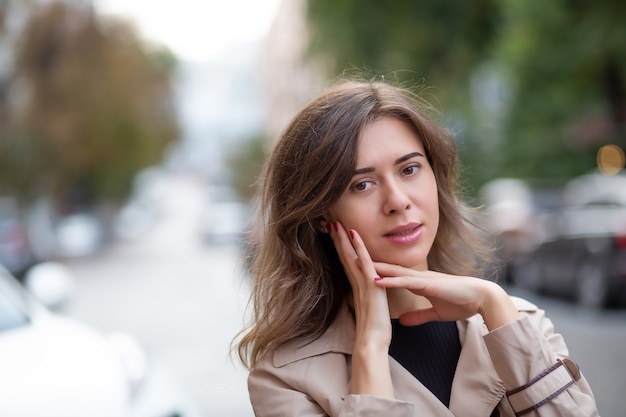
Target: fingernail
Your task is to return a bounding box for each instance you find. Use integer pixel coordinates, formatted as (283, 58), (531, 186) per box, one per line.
(349, 230), (355, 239)
(333, 222), (339, 232)
(374, 276), (383, 281)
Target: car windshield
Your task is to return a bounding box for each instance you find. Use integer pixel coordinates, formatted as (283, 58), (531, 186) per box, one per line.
(0, 268), (31, 332)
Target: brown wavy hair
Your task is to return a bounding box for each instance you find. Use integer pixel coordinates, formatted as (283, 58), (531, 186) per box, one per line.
(234, 78), (493, 369)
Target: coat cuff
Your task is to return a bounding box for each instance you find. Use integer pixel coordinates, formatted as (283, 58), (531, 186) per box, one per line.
(483, 315), (582, 416)
(506, 359), (580, 416)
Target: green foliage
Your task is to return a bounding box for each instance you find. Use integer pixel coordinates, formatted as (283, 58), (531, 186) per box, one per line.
(227, 134), (269, 201)
(0, 1), (180, 208)
(306, 0), (626, 193)
(490, 0), (626, 182)
(308, 0), (498, 104)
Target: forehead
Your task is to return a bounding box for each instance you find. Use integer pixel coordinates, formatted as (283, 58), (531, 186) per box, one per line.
(356, 117), (425, 163)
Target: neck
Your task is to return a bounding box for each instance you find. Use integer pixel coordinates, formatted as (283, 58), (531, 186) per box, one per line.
(387, 288), (431, 319)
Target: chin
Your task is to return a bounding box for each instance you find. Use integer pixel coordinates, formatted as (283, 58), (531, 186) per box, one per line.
(371, 246), (429, 269)
(384, 255), (428, 271)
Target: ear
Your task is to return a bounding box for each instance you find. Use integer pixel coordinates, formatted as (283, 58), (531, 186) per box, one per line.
(317, 218), (330, 234)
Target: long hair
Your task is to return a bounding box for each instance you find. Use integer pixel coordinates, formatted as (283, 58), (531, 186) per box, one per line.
(235, 79), (493, 369)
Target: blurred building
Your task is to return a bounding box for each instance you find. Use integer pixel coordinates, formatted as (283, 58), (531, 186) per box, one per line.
(260, 0), (325, 141)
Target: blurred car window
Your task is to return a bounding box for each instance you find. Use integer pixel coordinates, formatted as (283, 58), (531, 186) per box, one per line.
(0, 197), (34, 277)
(0, 275), (29, 331)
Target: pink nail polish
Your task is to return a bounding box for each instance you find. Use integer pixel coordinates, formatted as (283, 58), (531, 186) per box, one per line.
(374, 276), (383, 281)
(349, 230), (355, 239)
(333, 222), (339, 232)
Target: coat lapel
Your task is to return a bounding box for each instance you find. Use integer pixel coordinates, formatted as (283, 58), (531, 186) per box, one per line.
(449, 315), (506, 417)
(390, 355), (456, 416)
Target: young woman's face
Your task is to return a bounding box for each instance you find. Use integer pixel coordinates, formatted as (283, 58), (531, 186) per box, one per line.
(328, 116), (439, 270)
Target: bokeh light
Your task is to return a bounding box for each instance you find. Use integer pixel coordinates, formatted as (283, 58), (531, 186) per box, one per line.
(597, 144), (625, 176)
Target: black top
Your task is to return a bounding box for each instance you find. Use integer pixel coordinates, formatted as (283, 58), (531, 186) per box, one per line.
(388, 320), (461, 407)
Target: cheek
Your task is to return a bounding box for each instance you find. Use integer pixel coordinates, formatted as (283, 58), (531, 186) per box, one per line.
(329, 204), (372, 235)
(429, 191), (441, 237)
(426, 177), (440, 215)
(336, 210), (366, 232)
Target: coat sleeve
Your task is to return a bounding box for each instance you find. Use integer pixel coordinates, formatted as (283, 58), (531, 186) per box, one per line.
(248, 353), (415, 417)
(483, 300), (599, 416)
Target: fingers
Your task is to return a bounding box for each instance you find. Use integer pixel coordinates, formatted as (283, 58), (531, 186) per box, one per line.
(328, 222), (377, 281)
(373, 275), (429, 292)
(328, 221), (357, 265)
(374, 261), (424, 278)
(348, 227), (378, 279)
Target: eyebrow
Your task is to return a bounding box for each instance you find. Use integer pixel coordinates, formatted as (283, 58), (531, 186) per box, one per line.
(353, 151), (425, 175)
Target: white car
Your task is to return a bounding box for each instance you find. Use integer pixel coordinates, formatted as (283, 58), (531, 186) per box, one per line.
(0, 262), (199, 417)
(200, 186), (250, 245)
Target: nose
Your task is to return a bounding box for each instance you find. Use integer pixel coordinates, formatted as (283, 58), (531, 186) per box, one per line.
(382, 180), (411, 215)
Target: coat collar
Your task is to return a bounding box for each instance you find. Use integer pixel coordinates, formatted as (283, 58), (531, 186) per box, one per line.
(273, 304), (355, 368)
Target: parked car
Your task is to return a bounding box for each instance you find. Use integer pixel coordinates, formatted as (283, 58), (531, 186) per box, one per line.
(479, 178), (537, 283)
(513, 173), (626, 308)
(0, 262), (199, 417)
(0, 197), (35, 280)
(199, 185), (250, 246)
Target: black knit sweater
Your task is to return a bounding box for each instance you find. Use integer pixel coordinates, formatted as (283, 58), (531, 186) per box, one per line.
(388, 320), (461, 407)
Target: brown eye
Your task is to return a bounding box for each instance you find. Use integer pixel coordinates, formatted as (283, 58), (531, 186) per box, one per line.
(351, 180), (373, 192)
(402, 164), (419, 176)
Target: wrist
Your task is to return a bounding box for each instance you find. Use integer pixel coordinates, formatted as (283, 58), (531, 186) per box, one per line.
(350, 339), (394, 396)
(478, 282), (521, 331)
(352, 336), (390, 357)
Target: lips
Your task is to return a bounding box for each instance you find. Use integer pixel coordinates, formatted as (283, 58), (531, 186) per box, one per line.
(383, 223), (423, 244)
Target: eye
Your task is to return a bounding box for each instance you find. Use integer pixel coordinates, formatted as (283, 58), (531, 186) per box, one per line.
(352, 180), (373, 192)
(401, 163), (420, 176)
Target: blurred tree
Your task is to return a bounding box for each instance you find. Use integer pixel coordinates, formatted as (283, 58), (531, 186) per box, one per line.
(305, 0), (625, 191)
(226, 133), (268, 201)
(307, 0), (497, 106)
(0, 1), (179, 212)
(489, 0), (625, 184)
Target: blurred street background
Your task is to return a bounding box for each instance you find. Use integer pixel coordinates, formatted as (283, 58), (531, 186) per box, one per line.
(1, 0), (625, 416)
(63, 174), (254, 416)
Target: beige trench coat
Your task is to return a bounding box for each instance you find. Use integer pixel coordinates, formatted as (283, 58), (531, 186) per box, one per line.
(248, 297), (599, 416)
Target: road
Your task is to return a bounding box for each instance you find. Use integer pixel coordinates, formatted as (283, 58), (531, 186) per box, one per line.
(63, 175), (253, 417)
(62, 174), (626, 417)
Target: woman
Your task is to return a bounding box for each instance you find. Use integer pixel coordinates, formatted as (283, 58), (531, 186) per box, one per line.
(234, 79), (599, 416)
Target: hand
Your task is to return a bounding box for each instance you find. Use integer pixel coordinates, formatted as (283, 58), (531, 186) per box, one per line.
(373, 262), (521, 331)
(328, 223), (391, 347)
(328, 223), (394, 397)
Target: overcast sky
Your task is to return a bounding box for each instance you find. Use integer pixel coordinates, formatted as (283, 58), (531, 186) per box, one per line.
(93, 0), (282, 61)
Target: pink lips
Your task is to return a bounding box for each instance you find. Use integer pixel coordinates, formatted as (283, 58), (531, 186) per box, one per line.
(383, 223), (423, 244)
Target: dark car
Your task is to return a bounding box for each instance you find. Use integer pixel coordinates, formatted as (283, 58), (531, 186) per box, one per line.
(513, 173), (626, 308)
(0, 197), (35, 280)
